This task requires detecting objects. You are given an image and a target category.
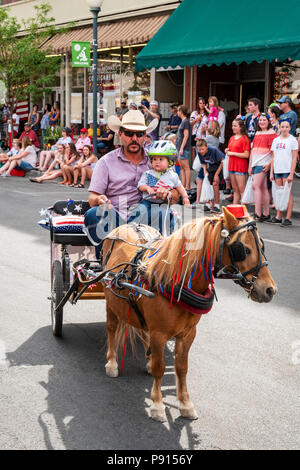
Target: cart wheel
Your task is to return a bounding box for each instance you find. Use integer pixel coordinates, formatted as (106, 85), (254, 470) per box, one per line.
(51, 260), (64, 337)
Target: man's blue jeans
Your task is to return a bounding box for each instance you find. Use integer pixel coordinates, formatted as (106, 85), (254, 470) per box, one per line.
(84, 200), (175, 257)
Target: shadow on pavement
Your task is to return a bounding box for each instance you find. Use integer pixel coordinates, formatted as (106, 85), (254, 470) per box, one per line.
(7, 322), (202, 450)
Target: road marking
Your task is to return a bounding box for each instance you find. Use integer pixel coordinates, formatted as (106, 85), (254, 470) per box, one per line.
(5, 189), (40, 197)
(264, 238), (300, 249)
(0, 340), (8, 370)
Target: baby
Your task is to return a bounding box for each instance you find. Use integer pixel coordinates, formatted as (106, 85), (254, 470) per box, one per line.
(138, 140), (190, 206)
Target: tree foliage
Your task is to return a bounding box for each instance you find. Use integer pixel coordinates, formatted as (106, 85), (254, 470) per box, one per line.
(0, 2), (70, 114)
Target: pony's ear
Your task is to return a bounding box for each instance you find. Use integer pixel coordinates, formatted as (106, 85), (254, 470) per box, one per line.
(222, 206), (239, 231)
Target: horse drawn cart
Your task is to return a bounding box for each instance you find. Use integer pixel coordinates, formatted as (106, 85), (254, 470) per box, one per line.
(45, 199), (155, 337)
(39, 199), (277, 421)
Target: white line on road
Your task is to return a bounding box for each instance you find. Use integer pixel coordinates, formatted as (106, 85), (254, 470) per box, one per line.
(264, 238), (300, 249)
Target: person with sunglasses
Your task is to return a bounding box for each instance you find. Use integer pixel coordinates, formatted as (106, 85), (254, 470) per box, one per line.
(84, 110), (180, 257)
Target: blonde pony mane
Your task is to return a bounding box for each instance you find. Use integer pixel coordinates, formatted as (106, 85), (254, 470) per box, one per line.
(142, 215), (224, 288)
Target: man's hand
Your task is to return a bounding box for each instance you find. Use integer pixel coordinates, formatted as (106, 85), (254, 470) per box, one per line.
(155, 187), (171, 201)
(89, 192), (111, 208)
(96, 195), (110, 206)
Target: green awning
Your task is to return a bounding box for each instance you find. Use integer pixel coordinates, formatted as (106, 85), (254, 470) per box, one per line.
(135, 0), (300, 71)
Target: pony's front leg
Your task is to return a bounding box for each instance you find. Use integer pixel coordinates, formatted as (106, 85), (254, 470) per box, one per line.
(105, 307), (119, 378)
(175, 327), (198, 420)
(149, 333), (167, 422)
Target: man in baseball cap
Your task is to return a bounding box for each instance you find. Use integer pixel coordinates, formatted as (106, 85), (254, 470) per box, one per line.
(19, 121), (40, 149)
(276, 96), (298, 135)
(75, 127), (91, 154)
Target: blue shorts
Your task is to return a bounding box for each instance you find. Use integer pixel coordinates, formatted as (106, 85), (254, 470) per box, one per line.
(16, 161), (34, 171)
(274, 172), (290, 179)
(197, 167), (204, 180)
(252, 165), (264, 175)
(229, 171), (247, 176)
(178, 149), (191, 160)
(174, 165), (180, 176)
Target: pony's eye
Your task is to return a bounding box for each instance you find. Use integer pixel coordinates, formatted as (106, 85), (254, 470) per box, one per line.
(245, 247), (251, 256)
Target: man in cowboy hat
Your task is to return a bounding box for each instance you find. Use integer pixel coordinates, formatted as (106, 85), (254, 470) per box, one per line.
(84, 110), (179, 252)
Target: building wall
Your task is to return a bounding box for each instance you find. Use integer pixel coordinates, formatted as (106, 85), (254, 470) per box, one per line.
(0, 0), (180, 27)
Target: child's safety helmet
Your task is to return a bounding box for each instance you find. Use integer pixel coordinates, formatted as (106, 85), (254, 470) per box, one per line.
(148, 140), (178, 166)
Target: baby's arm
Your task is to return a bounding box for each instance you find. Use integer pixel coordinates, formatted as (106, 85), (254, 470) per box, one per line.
(176, 185), (190, 206)
(138, 184), (156, 195)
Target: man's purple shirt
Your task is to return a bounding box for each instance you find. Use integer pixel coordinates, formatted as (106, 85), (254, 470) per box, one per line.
(88, 147), (151, 217)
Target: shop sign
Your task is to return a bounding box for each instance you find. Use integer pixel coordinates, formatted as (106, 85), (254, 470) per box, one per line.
(72, 41), (91, 68)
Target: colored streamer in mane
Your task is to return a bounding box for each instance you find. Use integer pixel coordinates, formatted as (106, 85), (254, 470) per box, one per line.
(141, 216), (224, 289)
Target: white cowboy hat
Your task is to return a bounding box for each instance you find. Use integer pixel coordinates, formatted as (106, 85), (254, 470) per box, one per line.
(107, 110), (158, 135)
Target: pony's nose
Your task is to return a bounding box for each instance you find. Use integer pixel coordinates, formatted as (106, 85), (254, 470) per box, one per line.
(264, 286), (275, 302)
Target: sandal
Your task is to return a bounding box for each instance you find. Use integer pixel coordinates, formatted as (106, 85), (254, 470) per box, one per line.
(75, 183), (85, 188)
(30, 178), (42, 183)
(58, 180), (68, 185)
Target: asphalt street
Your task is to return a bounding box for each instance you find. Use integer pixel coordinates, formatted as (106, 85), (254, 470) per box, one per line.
(0, 176), (300, 450)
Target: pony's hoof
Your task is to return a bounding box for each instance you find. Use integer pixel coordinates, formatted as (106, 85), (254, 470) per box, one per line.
(179, 406), (198, 420)
(146, 361), (152, 375)
(150, 404), (167, 423)
(105, 362), (119, 378)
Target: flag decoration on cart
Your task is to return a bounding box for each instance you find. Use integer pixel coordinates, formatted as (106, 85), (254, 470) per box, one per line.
(52, 215), (85, 233)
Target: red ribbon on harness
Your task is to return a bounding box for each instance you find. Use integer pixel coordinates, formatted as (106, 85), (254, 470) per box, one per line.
(121, 305), (131, 374)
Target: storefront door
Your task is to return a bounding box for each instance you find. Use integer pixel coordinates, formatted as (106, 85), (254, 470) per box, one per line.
(210, 81), (239, 142)
(240, 81), (265, 113)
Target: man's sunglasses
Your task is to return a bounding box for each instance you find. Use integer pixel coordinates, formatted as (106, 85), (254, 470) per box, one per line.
(121, 129), (146, 138)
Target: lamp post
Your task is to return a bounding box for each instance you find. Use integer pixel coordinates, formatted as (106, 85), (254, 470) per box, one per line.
(86, 0), (104, 155)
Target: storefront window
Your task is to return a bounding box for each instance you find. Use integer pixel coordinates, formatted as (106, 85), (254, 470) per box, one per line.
(86, 45), (150, 123)
(274, 60), (300, 105)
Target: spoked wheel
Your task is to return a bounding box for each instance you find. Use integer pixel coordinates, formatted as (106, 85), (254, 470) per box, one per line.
(51, 260), (64, 337)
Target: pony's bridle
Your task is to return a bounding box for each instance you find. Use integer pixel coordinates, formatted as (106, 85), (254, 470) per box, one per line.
(215, 220), (267, 294)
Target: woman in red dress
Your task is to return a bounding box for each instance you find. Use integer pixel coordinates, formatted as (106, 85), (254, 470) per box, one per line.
(225, 119), (250, 204)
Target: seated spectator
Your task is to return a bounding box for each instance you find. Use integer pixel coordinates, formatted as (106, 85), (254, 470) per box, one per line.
(30, 144), (66, 184)
(0, 139), (21, 163)
(165, 104), (182, 134)
(59, 143), (81, 185)
(75, 128), (91, 154)
(97, 125), (115, 152)
(71, 145), (98, 188)
(19, 122), (40, 149)
(37, 127), (73, 171)
(88, 122), (100, 139)
(0, 136), (36, 176)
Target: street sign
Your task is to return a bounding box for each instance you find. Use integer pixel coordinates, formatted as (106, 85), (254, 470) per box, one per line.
(72, 41), (91, 68)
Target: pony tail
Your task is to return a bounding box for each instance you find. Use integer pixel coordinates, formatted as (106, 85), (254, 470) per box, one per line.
(114, 320), (150, 359)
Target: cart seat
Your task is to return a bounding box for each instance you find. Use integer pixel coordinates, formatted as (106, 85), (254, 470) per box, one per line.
(50, 200), (92, 246)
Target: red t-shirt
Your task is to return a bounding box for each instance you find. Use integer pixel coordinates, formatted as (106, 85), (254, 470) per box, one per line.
(20, 130), (40, 149)
(228, 135), (250, 173)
